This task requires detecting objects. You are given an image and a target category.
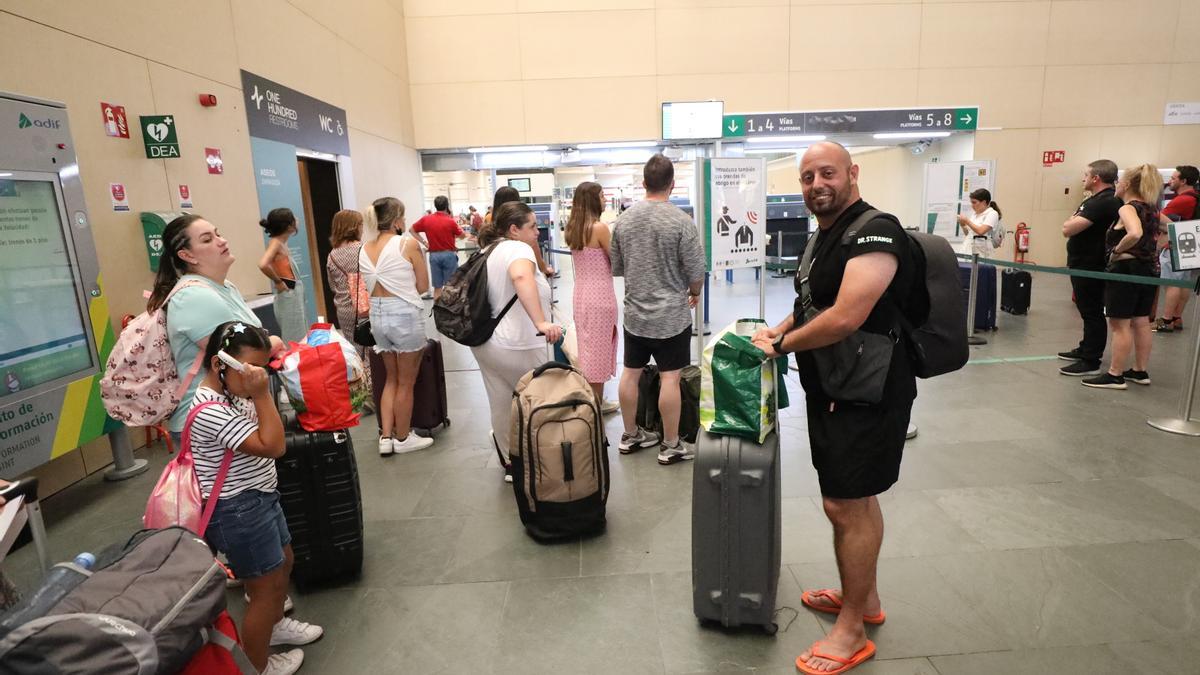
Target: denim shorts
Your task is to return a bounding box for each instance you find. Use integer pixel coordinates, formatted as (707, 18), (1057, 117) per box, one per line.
(204, 489), (291, 580)
(429, 250), (459, 288)
(370, 296), (427, 353)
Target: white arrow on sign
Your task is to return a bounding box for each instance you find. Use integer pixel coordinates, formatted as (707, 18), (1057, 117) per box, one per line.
(728, 120), (739, 133)
(959, 113), (973, 125)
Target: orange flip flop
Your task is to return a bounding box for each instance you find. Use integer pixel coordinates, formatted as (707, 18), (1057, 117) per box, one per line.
(801, 589), (886, 625)
(796, 640), (876, 675)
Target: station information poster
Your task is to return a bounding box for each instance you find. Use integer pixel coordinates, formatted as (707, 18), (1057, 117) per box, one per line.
(0, 179), (93, 399)
(1170, 220), (1200, 271)
(922, 160), (995, 241)
(706, 157), (767, 271)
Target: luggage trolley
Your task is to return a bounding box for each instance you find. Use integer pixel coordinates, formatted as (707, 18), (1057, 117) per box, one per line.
(0, 478), (51, 574)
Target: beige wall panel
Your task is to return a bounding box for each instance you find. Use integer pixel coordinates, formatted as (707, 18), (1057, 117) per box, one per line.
(402, 0), (516, 17)
(338, 43), (407, 144)
(973, 128), (1040, 218)
(658, 72), (790, 113)
(520, 11), (655, 80)
(920, 2), (1050, 68)
(1027, 209), (1070, 266)
(0, 1), (240, 86)
(790, 4), (920, 71)
(656, 7), (788, 75)
(1038, 166), (1088, 221)
(658, 0), (789, 7)
(523, 77), (657, 144)
(287, 0), (409, 79)
(791, 0), (916, 5)
(22, 448), (86, 498)
(1167, 62), (1200, 102)
(1041, 65), (1171, 128)
(520, 0), (653, 11)
(917, 67), (1044, 129)
(232, 0), (344, 107)
(1046, 0), (1179, 66)
(411, 81), (526, 148)
(766, 159), (799, 195)
(1098, 126), (1165, 168)
(407, 15), (522, 83)
(788, 70), (919, 110)
(147, 63), (267, 298)
(851, 147), (929, 230)
(349, 131), (424, 223)
(397, 75), (417, 147)
(1160, 126), (1200, 166)
(1172, 0), (1198, 63)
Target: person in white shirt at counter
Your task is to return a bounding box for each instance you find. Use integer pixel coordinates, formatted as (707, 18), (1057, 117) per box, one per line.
(956, 188), (1002, 258)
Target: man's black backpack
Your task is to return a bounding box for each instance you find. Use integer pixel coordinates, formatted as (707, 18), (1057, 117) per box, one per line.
(433, 243), (517, 346)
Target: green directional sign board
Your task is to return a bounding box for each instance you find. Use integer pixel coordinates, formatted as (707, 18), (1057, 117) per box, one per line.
(722, 107), (978, 139)
(139, 114), (180, 159)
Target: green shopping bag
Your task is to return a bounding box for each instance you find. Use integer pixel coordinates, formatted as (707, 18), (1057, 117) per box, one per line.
(699, 319), (790, 443)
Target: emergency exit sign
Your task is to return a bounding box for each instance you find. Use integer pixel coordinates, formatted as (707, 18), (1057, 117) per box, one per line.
(139, 115), (180, 159)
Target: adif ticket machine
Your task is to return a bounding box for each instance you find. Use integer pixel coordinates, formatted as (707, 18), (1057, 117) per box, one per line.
(0, 91), (144, 481)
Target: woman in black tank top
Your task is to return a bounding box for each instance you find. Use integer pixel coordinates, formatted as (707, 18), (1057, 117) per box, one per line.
(1084, 164), (1162, 390)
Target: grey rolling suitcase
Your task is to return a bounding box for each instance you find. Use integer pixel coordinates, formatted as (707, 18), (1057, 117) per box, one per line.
(692, 429), (781, 634)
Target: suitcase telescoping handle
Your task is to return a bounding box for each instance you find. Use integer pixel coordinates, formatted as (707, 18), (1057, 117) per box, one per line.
(532, 361), (572, 378)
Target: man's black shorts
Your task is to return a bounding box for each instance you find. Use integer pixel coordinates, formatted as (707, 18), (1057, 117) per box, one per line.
(623, 327), (691, 372)
(805, 397), (913, 499)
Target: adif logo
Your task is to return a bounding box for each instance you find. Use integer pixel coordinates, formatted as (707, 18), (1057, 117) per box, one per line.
(857, 235), (894, 245)
(250, 85), (264, 110)
(18, 113), (60, 130)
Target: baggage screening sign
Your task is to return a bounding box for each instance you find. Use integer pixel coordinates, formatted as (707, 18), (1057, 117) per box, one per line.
(704, 158), (767, 271)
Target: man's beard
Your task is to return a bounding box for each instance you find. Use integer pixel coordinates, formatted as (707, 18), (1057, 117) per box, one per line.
(805, 188), (843, 216)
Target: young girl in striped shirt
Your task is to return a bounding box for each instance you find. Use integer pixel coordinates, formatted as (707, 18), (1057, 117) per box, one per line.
(188, 321), (322, 675)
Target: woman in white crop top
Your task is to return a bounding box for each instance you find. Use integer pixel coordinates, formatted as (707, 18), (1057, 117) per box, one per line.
(359, 197), (434, 457)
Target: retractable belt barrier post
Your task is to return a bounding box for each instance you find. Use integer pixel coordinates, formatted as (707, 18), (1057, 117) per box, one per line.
(966, 253), (987, 346)
(956, 253), (1200, 437)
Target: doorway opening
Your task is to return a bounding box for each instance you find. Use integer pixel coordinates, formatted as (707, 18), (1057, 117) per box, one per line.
(297, 156), (341, 324)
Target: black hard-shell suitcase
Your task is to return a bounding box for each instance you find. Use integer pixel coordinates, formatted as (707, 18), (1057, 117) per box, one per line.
(276, 424), (364, 587)
(958, 262), (997, 331)
(635, 365), (701, 444)
(692, 430), (781, 634)
(1001, 269), (1032, 315)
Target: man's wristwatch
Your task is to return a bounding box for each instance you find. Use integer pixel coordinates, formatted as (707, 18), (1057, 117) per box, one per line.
(771, 333), (787, 355)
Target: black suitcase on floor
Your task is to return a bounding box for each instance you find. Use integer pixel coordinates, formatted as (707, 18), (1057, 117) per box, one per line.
(692, 430), (781, 634)
(276, 424), (364, 587)
(1001, 269), (1032, 315)
(635, 365), (701, 444)
(958, 262), (997, 330)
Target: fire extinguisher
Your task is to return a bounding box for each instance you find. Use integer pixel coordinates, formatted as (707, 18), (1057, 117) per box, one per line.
(1015, 222), (1031, 262)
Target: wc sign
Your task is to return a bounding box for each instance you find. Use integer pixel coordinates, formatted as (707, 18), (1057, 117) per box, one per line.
(139, 114), (180, 159)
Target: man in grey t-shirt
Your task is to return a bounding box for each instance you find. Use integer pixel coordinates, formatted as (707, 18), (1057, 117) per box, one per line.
(610, 154), (706, 465)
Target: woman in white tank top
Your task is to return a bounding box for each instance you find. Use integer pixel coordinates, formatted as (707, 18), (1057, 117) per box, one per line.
(359, 197), (434, 456)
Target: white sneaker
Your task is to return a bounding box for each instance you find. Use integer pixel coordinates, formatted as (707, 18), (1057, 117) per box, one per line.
(260, 648), (304, 675)
(378, 436), (394, 456)
(393, 433), (434, 454)
(600, 399), (620, 415)
(269, 617), (323, 646)
(244, 593), (293, 614)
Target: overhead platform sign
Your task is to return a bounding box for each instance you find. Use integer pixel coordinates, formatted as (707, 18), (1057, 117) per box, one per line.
(722, 107), (978, 138)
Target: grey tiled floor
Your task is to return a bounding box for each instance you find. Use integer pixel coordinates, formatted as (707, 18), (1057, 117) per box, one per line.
(7, 265), (1200, 674)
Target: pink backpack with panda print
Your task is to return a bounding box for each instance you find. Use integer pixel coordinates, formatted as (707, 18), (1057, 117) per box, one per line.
(100, 280), (207, 426)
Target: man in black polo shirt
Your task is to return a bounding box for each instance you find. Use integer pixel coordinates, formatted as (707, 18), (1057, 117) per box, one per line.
(1059, 159), (1122, 375)
(754, 142), (917, 674)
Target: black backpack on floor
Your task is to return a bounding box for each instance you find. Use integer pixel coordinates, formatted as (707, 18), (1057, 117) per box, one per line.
(433, 243), (518, 347)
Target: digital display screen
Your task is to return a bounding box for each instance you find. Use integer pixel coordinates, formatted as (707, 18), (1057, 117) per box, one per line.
(507, 178), (531, 192)
(0, 179), (93, 398)
(662, 101), (724, 140)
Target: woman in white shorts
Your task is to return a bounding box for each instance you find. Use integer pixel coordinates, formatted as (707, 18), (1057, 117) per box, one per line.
(360, 197), (434, 456)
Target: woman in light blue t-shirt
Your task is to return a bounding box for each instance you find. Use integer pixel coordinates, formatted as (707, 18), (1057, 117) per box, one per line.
(145, 214), (285, 435)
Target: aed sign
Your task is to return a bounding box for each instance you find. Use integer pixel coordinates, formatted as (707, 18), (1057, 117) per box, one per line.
(139, 114), (180, 159)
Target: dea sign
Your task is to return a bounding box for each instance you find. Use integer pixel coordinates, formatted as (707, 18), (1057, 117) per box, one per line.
(139, 115), (180, 159)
